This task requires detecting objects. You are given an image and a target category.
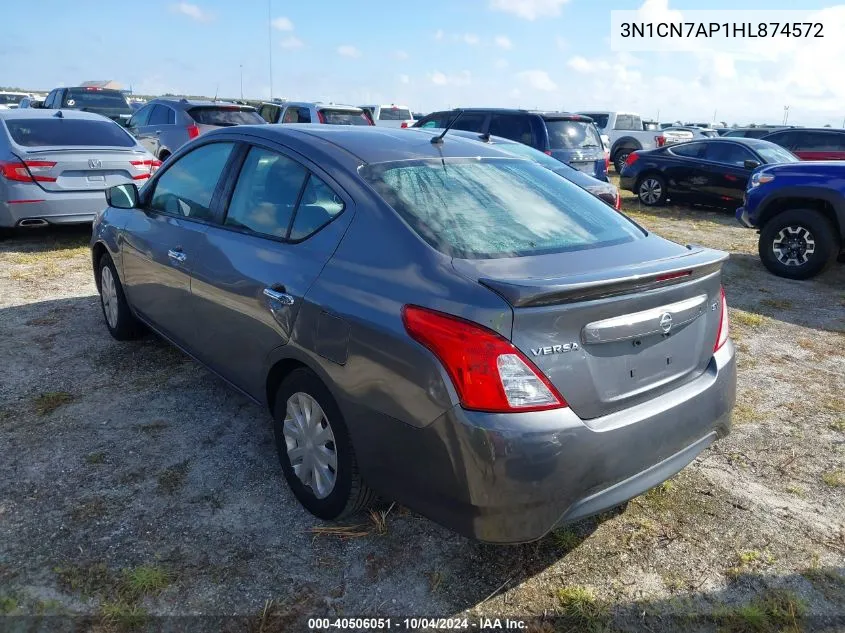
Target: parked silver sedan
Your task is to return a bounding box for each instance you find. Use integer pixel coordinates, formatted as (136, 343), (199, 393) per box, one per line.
(0, 109), (158, 228)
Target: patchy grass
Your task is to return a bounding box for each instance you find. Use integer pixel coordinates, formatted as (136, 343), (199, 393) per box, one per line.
(55, 562), (113, 598)
(100, 601), (148, 629)
(759, 298), (793, 310)
(84, 452), (107, 465)
(732, 402), (761, 425)
(0, 595), (19, 614)
(32, 391), (74, 416)
(785, 485), (804, 496)
(156, 460), (192, 495)
(556, 586), (608, 630)
(123, 566), (170, 599)
(831, 418), (845, 432)
(715, 588), (804, 633)
(732, 311), (766, 328)
(552, 527), (583, 552)
(821, 470), (845, 488)
(308, 524), (371, 540)
(367, 502), (395, 536)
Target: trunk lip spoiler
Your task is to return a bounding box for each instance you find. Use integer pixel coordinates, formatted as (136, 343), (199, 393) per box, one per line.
(477, 247), (729, 307)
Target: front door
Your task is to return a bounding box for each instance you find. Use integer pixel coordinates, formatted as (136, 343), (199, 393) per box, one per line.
(121, 141), (236, 347)
(700, 143), (756, 204)
(187, 144), (353, 399)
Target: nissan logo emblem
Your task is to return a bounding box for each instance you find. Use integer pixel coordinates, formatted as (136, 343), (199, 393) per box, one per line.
(659, 312), (673, 334)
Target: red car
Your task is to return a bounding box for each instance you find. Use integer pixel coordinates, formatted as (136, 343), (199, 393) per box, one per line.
(761, 128), (845, 160)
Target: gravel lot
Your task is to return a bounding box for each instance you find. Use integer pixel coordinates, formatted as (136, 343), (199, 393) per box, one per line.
(0, 190), (843, 632)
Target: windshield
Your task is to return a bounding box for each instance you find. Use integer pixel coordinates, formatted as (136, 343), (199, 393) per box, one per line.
(378, 108), (412, 121)
(4, 118), (136, 147)
(579, 113), (609, 129)
(756, 145), (799, 164)
(546, 120), (603, 150)
(361, 158), (642, 259)
(63, 89), (131, 113)
(321, 109), (373, 125)
(187, 107), (265, 126)
(0, 94), (25, 106)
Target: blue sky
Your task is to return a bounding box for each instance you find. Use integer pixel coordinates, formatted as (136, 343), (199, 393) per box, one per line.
(4, 0), (845, 125)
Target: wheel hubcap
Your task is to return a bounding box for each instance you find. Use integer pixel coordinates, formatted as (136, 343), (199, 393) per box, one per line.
(773, 226), (815, 266)
(283, 392), (337, 499)
(100, 266), (119, 329)
(639, 179), (662, 205)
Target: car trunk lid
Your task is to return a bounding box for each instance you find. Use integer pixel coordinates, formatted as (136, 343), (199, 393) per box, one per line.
(12, 148), (154, 192)
(453, 238), (728, 420)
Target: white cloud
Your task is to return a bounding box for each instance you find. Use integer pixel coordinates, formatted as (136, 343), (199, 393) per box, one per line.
(463, 33), (480, 45)
(169, 2), (213, 22)
(337, 45), (362, 58)
(434, 29), (445, 41)
(279, 36), (303, 50)
(271, 16), (293, 31)
(517, 69), (557, 92)
(393, 50), (409, 60)
(567, 56), (600, 73)
(429, 70), (472, 87)
(489, 0), (569, 20)
(494, 35), (513, 50)
(399, 74), (410, 85)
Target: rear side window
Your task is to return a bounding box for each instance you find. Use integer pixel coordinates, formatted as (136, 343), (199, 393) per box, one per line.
(545, 120), (602, 150)
(614, 115), (641, 131)
(225, 148), (307, 238)
(763, 131), (799, 148)
(290, 175), (345, 240)
(362, 158), (642, 259)
(798, 131), (845, 151)
(4, 118), (136, 147)
(416, 111), (452, 129)
(62, 89), (131, 111)
(669, 142), (706, 158)
(452, 112), (487, 133)
(187, 107), (265, 126)
(580, 113), (609, 129)
(259, 104), (281, 123)
(703, 143), (756, 166)
(128, 104), (153, 128)
(320, 109), (372, 125)
(150, 142), (234, 221)
(378, 107), (412, 121)
(488, 114), (535, 146)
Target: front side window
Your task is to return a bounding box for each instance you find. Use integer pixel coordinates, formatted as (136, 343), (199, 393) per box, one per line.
(149, 142), (234, 220)
(362, 158), (643, 259)
(224, 148), (307, 238)
(128, 104), (153, 128)
(147, 105), (172, 126)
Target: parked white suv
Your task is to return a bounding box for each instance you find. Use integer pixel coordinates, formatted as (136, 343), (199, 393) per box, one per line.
(359, 104), (415, 128)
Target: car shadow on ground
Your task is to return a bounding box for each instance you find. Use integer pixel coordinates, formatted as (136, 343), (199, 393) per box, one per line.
(0, 224), (91, 252)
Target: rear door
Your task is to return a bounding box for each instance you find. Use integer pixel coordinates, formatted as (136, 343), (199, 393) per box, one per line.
(121, 141), (236, 347)
(185, 142), (354, 398)
(700, 142), (757, 202)
(4, 116), (155, 191)
(143, 105), (176, 156)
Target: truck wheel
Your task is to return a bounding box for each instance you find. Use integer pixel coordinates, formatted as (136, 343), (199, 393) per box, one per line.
(758, 209), (838, 280)
(613, 150), (633, 173)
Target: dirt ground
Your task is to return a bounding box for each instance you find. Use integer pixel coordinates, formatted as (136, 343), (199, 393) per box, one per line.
(0, 188), (843, 633)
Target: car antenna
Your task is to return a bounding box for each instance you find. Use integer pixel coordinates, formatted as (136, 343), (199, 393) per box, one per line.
(431, 109), (464, 145)
(478, 132), (490, 142)
(213, 83), (219, 102)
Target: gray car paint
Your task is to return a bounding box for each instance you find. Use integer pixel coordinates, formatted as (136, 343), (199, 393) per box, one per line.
(92, 125), (736, 543)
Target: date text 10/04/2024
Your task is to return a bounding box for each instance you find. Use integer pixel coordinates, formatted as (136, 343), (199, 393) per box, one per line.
(307, 618), (528, 630)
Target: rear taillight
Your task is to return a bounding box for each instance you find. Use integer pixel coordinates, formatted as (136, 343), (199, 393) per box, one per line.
(130, 159), (163, 179)
(187, 124), (200, 139)
(317, 110), (326, 124)
(605, 156), (610, 171)
(0, 160), (56, 182)
(614, 190), (622, 210)
(400, 121), (408, 128)
(656, 135), (666, 147)
(402, 305), (567, 413)
(714, 286), (730, 352)
(625, 152), (640, 167)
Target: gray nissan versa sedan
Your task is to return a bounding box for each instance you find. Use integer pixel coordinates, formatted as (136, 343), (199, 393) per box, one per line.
(91, 125), (736, 543)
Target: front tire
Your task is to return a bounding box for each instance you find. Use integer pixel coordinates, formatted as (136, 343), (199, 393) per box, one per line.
(98, 253), (143, 340)
(758, 209), (838, 280)
(637, 174), (668, 206)
(272, 368), (376, 520)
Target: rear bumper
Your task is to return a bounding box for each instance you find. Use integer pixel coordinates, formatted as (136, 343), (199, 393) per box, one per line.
(0, 193), (106, 227)
(348, 342), (736, 543)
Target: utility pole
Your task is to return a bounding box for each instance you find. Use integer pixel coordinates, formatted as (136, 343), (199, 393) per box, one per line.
(783, 105), (790, 125)
(240, 64), (244, 100)
(268, 0), (273, 100)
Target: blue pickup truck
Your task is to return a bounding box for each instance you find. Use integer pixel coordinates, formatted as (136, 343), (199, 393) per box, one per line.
(737, 162), (845, 279)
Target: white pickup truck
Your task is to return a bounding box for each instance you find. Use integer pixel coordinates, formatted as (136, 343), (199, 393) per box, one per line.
(359, 104), (415, 128)
(577, 111), (685, 172)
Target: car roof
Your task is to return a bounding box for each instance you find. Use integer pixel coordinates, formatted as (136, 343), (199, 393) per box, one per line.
(0, 108), (113, 121)
(666, 137), (773, 149)
(283, 102), (363, 111)
(207, 125), (524, 165)
(152, 98), (245, 107)
(428, 108), (591, 121)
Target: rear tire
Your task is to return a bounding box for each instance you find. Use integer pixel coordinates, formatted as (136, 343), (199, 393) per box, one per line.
(637, 174), (668, 206)
(758, 209), (838, 280)
(272, 368), (376, 520)
(97, 253), (143, 340)
(613, 149), (635, 173)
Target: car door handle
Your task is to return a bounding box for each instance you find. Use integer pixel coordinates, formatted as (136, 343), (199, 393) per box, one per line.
(263, 287), (295, 305)
(167, 249), (186, 263)
(154, 130), (162, 136)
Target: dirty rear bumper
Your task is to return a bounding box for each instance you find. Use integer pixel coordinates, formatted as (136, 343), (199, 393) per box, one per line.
(348, 342), (736, 544)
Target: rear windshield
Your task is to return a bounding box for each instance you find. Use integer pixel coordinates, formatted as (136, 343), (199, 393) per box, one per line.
(579, 113), (609, 129)
(546, 120), (603, 151)
(320, 109), (373, 125)
(378, 108), (412, 121)
(63, 89), (131, 112)
(4, 118), (136, 147)
(361, 158), (642, 259)
(187, 107), (265, 126)
(0, 94), (25, 106)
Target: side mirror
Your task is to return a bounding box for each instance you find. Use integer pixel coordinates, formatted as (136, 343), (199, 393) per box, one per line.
(744, 159), (761, 170)
(106, 183), (139, 209)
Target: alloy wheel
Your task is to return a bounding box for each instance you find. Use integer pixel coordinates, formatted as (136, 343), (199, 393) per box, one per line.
(639, 178), (663, 205)
(773, 226), (815, 266)
(100, 266), (119, 329)
(283, 392), (337, 499)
